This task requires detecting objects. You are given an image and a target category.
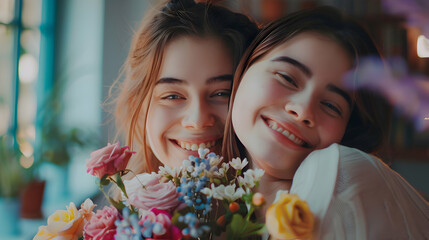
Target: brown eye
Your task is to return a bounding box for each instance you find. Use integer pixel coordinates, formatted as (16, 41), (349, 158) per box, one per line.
(211, 90), (231, 98)
(321, 101), (342, 116)
(275, 72), (298, 88)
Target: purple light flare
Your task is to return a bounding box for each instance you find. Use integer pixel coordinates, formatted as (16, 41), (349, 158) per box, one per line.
(343, 56), (429, 131)
(381, 0), (429, 38)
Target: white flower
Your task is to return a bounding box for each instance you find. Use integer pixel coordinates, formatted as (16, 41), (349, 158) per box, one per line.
(238, 174), (255, 188)
(212, 184), (245, 202)
(181, 159), (194, 173)
(221, 162), (230, 172)
(212, 167), (226, 178)
(198, 148), (210, 158)
(238, 168), (264, 189)
(205, 166), (218, 178)
(243, 168), (264, 182)
(200, 187), (213, 198)
(230, 157), (248, 170)
(208, 155), (222, 167)
(158, 165), (182, 178)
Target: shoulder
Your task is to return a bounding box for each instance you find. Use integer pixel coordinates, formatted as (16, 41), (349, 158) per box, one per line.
(335, 144), (388, 180)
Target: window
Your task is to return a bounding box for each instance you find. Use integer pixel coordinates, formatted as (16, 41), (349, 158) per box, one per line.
(0, 0), (53, 168)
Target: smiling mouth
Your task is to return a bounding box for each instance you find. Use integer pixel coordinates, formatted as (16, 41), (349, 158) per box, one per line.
(264, 118), (311, 148)
(172, 139), (219, 151)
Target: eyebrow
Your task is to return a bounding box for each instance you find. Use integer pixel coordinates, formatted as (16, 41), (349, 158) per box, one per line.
(327, 84), (352, 106)
(272, 56), (312, 77)
(272, 56), (352, 106)
(156, 74), (233, 85)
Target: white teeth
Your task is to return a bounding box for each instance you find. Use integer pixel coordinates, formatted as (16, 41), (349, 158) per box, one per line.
(282, 130), (290, 136)
(176, 140), (218, 151)
(268, 121), (305, 146)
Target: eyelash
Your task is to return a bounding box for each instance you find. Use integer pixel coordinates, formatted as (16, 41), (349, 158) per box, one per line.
(160, 90), (230, 102)
(161, 94), (184, 100)
(275, 72), (298, 88)
(211, 90), (231, 98)
(321, 101), (342, 116)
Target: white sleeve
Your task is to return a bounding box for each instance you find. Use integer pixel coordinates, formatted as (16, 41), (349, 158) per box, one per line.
(291, 143), (429, 239)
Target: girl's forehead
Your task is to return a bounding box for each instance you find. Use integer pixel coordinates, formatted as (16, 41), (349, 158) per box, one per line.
(264, 32), (338, 59)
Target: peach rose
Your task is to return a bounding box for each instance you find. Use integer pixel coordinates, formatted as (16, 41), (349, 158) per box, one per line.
(33, 226), (56, 240)
(86, 142), (134, 178)
(83, 206), (118, 240)
(266, 193), (314, 240)
(80, 198), (96, 221)
(33, 202), (85, 240)
(126, 174), (181, 211)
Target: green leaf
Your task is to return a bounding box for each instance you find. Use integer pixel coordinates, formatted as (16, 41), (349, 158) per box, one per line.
(242, 224), (266, 238)
(114, 172), (128, 199)
(100, 174), (111, 186)
(226, 213), (266, 239)
(242, 193), (253, 204)
(108, 196), (126, 212)
(227, 214), (246, 239)
(238, 202), (248, 216)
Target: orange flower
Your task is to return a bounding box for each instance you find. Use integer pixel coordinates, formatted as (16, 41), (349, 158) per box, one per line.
(266, 193), (314, 240)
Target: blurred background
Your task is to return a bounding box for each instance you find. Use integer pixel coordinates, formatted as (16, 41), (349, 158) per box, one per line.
(0, 0), (428, 238)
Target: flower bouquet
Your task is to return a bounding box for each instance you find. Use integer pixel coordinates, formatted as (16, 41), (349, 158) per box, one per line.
(34, 142), (314, 240)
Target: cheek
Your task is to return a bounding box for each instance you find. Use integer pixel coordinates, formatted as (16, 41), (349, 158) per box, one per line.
(211, 103), (228, 125)
(231, 81), (256, 133)
(146, 104), (178, 141)
(318, 119), (348, 148)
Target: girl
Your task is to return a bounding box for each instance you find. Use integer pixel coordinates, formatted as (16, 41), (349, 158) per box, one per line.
(111, 0), (258, 175)
(222, 6), (429, 238)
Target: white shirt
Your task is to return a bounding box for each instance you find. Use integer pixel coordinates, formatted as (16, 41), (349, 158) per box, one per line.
(290, 143), (429, 239)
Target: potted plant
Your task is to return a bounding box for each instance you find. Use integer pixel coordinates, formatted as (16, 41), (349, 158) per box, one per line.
(0, 134), (27, 235)
(19, 82), (92, 219)
(31, 80), (94, 205)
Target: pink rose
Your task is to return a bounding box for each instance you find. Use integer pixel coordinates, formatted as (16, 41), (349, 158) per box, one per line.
(126, 174), (181, 211)
(140, 209), (181, 240)
(86, 142), (134, 178)
(83, 206), (118, 240)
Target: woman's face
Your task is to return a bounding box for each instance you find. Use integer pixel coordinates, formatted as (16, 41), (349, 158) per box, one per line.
(232, 32), (353, 179)
(146, 36), (233, 167)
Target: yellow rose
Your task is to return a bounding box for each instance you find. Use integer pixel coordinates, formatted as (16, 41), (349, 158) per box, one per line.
(33, 202), (85, 240)
(266, 193), (314, 240)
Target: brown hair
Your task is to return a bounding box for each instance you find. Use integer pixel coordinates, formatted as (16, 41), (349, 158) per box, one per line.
(110, 0), (258, 175)
(222, 6), (391, 161)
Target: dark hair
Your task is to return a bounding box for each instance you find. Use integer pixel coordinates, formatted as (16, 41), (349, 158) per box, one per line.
(222, 6), (391, 161)
(112, 0), (258, 174)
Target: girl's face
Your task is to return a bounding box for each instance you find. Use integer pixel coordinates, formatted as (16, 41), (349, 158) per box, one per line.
(146, 36), (233, 167)
(232, 32), (353, 179)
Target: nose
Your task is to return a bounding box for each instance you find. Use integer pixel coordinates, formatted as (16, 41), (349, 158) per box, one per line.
(181, 99), (215, 129)
(285, 99), (315, 128)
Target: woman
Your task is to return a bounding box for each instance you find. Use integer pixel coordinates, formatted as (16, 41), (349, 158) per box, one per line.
(222, 6), (429, 239)
(110, 0), (258, 174)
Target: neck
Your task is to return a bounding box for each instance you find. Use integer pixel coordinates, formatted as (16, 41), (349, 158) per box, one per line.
(248, 155), (293, 221)
(256, 173), (292, 220)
